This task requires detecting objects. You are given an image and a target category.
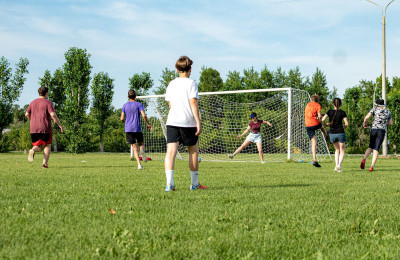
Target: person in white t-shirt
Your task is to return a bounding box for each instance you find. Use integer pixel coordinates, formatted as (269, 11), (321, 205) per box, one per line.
(164, 56), (208, 192)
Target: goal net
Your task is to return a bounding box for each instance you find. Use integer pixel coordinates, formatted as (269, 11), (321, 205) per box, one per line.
(136, 88), (330, 163)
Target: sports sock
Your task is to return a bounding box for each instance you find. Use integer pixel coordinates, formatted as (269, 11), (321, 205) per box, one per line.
(190, 171), (199, 187)
(165, 170), (174, 187)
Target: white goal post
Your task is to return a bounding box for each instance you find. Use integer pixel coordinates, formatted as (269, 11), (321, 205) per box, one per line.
(133, 88), (330, 163)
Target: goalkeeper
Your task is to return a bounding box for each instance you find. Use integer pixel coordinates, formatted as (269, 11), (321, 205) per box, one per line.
(229, 112), (273, 163)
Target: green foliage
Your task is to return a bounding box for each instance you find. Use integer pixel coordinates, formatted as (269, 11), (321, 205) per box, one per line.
(198, 66), (223, 92)
(91, 72), (115, 152)
(129, 72), (153, 96)
(0, 56), (29, 143)
(62, 47), (92, 153)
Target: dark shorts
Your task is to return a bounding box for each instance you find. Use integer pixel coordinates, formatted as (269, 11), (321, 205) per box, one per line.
(166, 126), (198, 146)
(126, 132), (144, 144)
(369, 129), (386, 151)
(306, 123), (322, 139)
(329, 133), (346, 144)
(31, 133), (52, 146)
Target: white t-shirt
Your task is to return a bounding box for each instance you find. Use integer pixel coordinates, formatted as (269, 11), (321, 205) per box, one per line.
(165, 77), (199, 127)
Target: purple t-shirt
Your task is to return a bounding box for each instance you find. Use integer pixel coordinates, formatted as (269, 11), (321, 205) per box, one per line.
(122, 101), (144, 132)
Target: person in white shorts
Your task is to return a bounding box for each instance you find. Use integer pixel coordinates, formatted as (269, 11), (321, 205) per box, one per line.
(229, 112), (273, 163)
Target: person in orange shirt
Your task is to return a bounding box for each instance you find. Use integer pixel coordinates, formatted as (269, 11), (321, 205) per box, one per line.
(305, 94), (325, 167)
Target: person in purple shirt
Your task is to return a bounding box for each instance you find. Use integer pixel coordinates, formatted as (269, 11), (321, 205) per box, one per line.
(229, 112), (273, 163)
(120, 89), (152, 170)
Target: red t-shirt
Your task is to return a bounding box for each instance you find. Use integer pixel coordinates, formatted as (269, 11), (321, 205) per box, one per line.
(26, 98), (55, 133)
(249, 120), (263, 133)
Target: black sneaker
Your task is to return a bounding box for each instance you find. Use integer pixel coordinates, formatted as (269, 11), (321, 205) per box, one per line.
(313, 161), (321, 167)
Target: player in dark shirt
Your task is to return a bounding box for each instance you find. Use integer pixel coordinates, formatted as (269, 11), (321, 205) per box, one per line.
(322, 98), (349, 172)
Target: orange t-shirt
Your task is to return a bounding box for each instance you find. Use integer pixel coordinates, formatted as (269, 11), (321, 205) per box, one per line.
(304, 102), (321, 127)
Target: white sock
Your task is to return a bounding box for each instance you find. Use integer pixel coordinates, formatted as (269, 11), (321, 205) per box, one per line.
(166, 170), (174, 187)
(190, 171), (199, 187)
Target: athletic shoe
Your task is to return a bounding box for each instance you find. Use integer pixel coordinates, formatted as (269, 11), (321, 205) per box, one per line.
(336, 165), (342, 173)
(165, 185), (175, 192)
(228, 154), (234, 159)
(369, 166), (374, 172)
(261, 161), (265, 164)
(360, 159), (366, 169)
(28, 149), (35, 163)
(42, 164), (48, 169)
(312, 161), (321, 167)
(190, 183), (208, 190)
(138, 165), (143, 170)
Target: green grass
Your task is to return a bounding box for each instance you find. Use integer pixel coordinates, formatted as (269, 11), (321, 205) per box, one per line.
(1, 152), (400, 259)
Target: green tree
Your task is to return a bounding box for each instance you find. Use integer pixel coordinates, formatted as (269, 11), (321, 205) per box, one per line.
(62, 47), (92, 153)
(0, 56), (29, 150)
(198, 66), (223, 92)
(387, 76), (400, 154)
(91, 72), (114, 152)
(305, 67), (330, 109)
(154, 68), (178, 123)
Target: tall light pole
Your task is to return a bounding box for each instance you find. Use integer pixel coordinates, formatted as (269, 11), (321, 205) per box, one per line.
(365, 0), (396, 156)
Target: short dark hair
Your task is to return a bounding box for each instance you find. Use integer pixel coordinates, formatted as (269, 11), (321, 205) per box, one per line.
(175, 56), (193, 72)
(250, 112), (257, 118)
(375, 98), (385, 106)
(38, 86), (49, 96)
(128, 89), (136, 100)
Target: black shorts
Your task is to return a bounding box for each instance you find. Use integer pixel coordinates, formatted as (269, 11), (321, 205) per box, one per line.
(31, 133), (52, 146)
(166, 126), (198, 146)
(126, 132), (144, 144)
(369, 129), (386, 151)
(306, 123), (322, 139)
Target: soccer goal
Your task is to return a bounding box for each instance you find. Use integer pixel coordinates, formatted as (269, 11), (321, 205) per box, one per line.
(135, 88), (330, 163)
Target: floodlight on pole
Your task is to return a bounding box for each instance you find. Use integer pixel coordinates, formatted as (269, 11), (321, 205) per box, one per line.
(365, 0), (396, 156)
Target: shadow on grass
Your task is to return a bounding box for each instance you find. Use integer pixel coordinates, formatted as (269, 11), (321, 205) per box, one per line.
(212, 183), (315, 190)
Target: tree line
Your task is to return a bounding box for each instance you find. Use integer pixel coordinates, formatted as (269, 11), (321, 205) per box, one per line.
(1, 47), (399, 154)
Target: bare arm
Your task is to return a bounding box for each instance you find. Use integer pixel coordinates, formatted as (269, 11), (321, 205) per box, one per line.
(25, 112), (31, 120)
(140, 110), (152, 131)
(387, 118), (393, 126)
(343, 117), (349, 129)
(120, 112), (125, 122)
(262, 120), (273, 127)
(189, 98), (201, 136)
(50, 112), (64, 133)
(238, 126), (251, 138)
(317, 111), (322, 122)
(363, 113), (372, 128)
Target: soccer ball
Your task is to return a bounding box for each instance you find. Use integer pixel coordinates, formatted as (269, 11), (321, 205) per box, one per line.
(198, 156), (202, 163)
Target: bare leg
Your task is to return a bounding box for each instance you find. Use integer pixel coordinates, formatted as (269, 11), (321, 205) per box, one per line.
(256, 142), (264, 162)
(43, 144), (51, 165)
(371, 150), (379, 167)
(233, 140), (251, 156)
(333, 142), (340, 166)
(138, 142), (147, 162)
(31, 145), (42, 152)
(131, 144), (141, 167)
(339, 142), (346, 166)
(363, 148), (372, 160)
(311, 136), (317, 162)
(188, 143), (199, 172)
(165, 142), (179, 171)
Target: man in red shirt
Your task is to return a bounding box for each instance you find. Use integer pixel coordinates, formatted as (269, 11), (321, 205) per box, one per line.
(305, 94), (324, 167)
(25, 86), (64, 168)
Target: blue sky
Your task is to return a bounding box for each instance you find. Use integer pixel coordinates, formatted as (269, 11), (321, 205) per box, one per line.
(1, 0), (399, 109)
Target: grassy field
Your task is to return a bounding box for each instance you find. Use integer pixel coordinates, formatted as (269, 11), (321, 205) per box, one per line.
(1, 152), (400, 259)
